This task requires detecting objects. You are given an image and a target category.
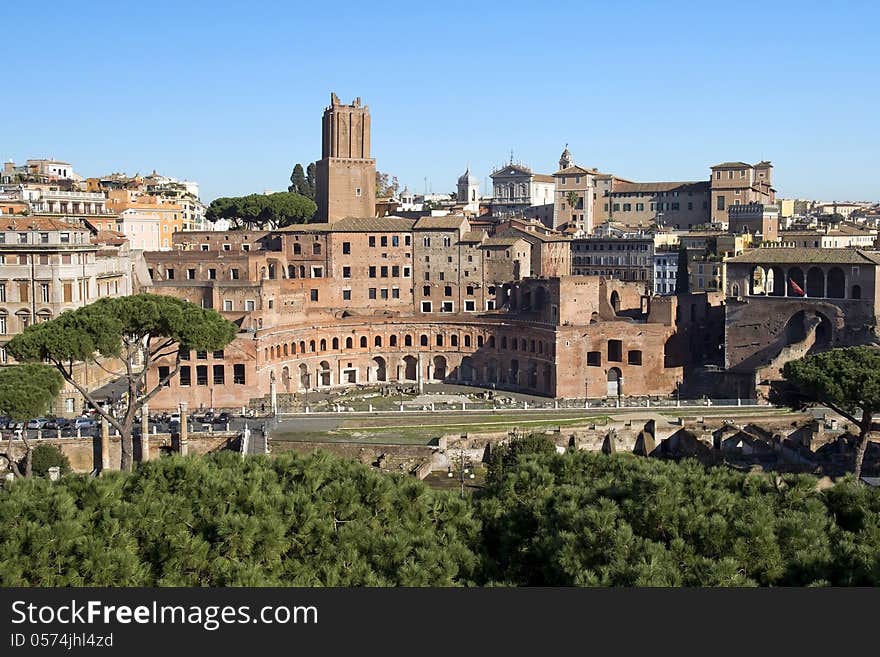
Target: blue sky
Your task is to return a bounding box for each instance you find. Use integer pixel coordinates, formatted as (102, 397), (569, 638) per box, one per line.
(3, 1), (878, 203)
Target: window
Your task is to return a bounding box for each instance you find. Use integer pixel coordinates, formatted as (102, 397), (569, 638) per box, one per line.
(293, 243), (301, 255)
(18, 233), (27, 244)
(628, 350), (643, 365)
(233, 364), (246, 384)
(465, 300), (475, 311)
(223, 300), (233, 311)
(342, 289), (351, 300)
(158, 366), (170, 387)
(311, 266), (323, 278)
(466, 286), (474, 295)
(587, 351), (601, 366)
(40, 283), (49, 303)
(381, 266), (388, 277)
(369, 288), (377, 299)
(436, 334), (444, 346)
(180, 366), (191, 386)
(342, 242), (351, 254)
(242, 244), (251, 252)
(230, 268), (239, 280)
(403, 267), (411, 277)
(369, 266), (377, 278)
(443, 236), (452, 247)
(442, 301), (453, 312)
(213, 364), (225, 385)
(313, 243), (321, 255)
(392, 236), (399, 247)
(196, 365), (208, 386)
(166, 268), (175, 280)
(421, 301), (432, 312)
(201, 244), (209, 251)
(245, 300), (255, 311)
(187, 268), (196, 280)
(392, 287), (400, 299)
(356, 187), (362, 197)
(444, 285), (452, 297)
(380, 288), (388, 300)
(381, 236), (388, 247)
(369, 236), (376, 247)
(223, 243), (231, 251)
(392, 265), (400, 277)
(310, 289), (318, 302)
(717, 196), (725, 211)
(623, 203), (631, 212)
(613, 203), (620, 211)
(213, 350), (225, 359)
(360, 336), (368, 348)
(423, 237), (431, 247)
(636, 203), (644, 211)
(60, 232), (70, 244)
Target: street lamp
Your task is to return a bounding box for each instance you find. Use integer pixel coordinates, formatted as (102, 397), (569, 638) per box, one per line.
(447, 450), (475, 498)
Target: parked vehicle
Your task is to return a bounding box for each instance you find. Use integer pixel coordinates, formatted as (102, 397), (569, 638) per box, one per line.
(169, 412), (181, 424)
(74, 417), (96, 430)
(7, 420), (24, 431)
(215, 412), (231, 424)
(26, 418), (48, 430)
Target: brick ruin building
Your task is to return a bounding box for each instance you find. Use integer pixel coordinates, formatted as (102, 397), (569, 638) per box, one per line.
(723, 243), (880, 398)
(140, 93), (725, 410)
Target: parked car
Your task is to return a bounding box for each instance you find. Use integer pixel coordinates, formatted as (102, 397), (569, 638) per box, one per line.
(7, 420), (24, 431)
(74, 417), (96, 430)
(215, 412), (231, 424)
(26, 418), (48, 430)
(169, 412), (181, 424)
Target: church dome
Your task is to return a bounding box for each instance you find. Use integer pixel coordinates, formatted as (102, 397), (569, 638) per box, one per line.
(458, 167), (479, 185)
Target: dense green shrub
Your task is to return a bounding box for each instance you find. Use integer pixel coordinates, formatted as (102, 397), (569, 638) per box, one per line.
(26, 443), (72, 478)
(2, 445), (879, 586)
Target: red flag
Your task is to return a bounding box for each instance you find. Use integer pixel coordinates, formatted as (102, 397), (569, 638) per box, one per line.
(789, 278), (805, 296)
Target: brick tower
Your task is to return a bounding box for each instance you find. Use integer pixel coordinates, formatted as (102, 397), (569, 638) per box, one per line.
(315, 93), (376, 223)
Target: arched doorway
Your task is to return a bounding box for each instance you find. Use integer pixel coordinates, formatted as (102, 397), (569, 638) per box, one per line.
(827, 267), (845, 299)
(607, 367), (622, 397)
(806, 267), (825, 298)
(460, 357), (474, 382)
(318, 361), (331, 387)
(298, 363), (309, 391)
(788, 267), (805, 297)
(750, 266), (767, 295)
(610, 290), (620, 313)
(372, 356), (387, 382)
(403, 355), (418, 381)
(432, 355), (447, 381)
(281, 366), (290, 393)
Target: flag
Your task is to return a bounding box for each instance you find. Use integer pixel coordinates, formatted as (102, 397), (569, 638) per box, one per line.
(789, 278), (805, 296)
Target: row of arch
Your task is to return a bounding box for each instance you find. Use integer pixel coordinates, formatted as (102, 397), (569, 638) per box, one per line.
(263, 330), (556, 363)
(275, 354), (555, 393)
(745, 265), (858, 299)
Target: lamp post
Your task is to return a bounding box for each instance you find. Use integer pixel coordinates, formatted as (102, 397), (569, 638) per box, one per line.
(584, 378), (589, 409)
(447, 450), (475, 498)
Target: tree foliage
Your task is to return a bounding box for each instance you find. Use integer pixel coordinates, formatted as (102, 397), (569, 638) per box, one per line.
(0, 364), (64, 421)
(781, 346), (880, 480)
(0, 452), (480, 586)
(376, 171), (400, 198)
(27, 444), (71, 478)
(6, 294), (238, 472)
(206, 192), (316, 229)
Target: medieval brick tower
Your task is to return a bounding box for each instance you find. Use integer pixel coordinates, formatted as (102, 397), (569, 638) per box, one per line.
(315, 93), (376, 223)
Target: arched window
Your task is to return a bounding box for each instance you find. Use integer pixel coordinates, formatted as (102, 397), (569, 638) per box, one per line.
(360, 336), (367, 348)
(293, 243), (301, 255)
(313, 243), (321, 255)
(389, 335), (397, 347)
(299, 265), (305, 278)
(420, 335), (428, 347)
(464, 335), (471, 348)
(477, 335), (484, 348)
(299, 340), (306, 353)
(320, 339), (327, 351)
(332, 337), (339, 350)
(374, 336), (382, 348)
(291, 342), (297, 354)
(283, 344), (288, 357)
(436, 334), (444, 347)
(451, 334), (459, 347)
(405, 334), (413, 347)
(288, 265), (296, 279)
(309, 340), (316, 353)
(346, 337), (353, 349)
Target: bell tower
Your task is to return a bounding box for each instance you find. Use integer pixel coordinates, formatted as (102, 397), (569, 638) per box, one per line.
(315, 93), (376, 222)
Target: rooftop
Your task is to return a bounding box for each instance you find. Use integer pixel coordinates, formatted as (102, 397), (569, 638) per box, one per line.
(725, 246), (880, 265)
(0, 217), (87, 231)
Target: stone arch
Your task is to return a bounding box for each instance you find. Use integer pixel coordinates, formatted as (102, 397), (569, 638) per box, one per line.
(750, 266), (768, 295)
(403, 355), (418, 381)
(299, 363), (309, 390)
(827, 267), (845, 299)
(535, 286), (549, 311)
(806, 266), (825, 298)
(432, 355), (447, 381)
(607, 367), (622, 397)
(769, 266), (785, 296)
(610, 290), (621, 313)
(372, 356), (387, 382)
(460, 356), (474, 381)
(318, 361), (331, 387)
(281, 366), (291, 393)
(788, 267), (805, 297)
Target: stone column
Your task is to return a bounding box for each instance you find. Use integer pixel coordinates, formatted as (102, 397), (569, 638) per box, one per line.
(179, 402), (189, 456)
(100, 417), (111, 472)
(417, 353), (424, 394)
(269, 372), (277, 415)
(141, 403), (150, 462)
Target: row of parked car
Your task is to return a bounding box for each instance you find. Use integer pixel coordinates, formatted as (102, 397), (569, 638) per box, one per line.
(0, 416), (97, 432)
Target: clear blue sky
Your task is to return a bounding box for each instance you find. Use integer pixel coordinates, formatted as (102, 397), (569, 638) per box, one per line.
(3, 1), (878, 203)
